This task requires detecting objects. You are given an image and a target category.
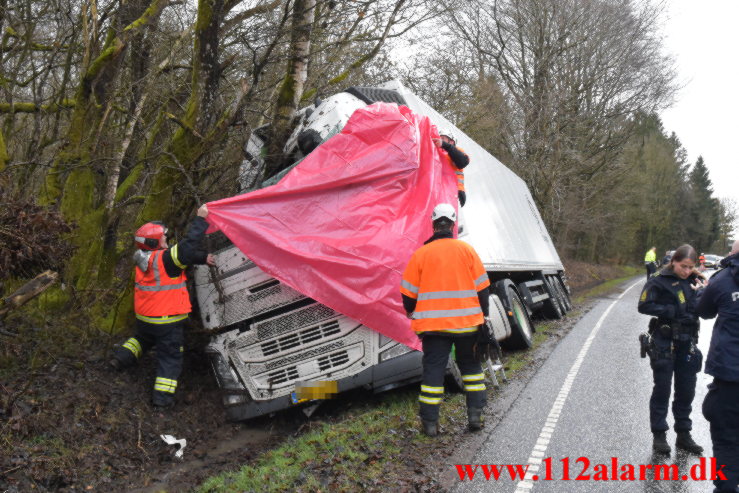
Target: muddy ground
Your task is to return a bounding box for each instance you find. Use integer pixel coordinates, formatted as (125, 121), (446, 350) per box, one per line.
(0, 261), (627, 492)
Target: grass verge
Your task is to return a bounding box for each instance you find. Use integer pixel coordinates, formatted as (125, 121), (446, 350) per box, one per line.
(573, 266), (640, 304)
(198, 330), (555, 492)
(198, 272), (636, 492)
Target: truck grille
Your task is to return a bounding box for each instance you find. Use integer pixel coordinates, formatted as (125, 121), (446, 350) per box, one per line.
(261, 320), (341, 356)
(268, 366), (299, 385)
(256, 303), (337, 340)
(318, 351), (350, 371)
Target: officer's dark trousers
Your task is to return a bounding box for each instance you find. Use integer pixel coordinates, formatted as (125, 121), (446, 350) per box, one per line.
(645, 262), (656, 280)
(113, 319), (184, 406)
(649, 337), (701, 432)
(419, 332), (486, 421)
(703, 379), (739, 492)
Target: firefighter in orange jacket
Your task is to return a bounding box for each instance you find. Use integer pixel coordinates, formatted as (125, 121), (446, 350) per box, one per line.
(111, 204), (215, 407)
(433, 129), (470, 206)
(400, 203), (491, 436)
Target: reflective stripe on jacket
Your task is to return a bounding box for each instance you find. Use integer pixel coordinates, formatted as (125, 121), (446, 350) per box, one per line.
(401, 238), (490, 332)
(444, 146), (468, 192)
(134, 249), (191, 318)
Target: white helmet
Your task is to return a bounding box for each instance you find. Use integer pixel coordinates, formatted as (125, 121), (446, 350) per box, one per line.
(432, 203), (457, 223)
(438, 128), (455, 143)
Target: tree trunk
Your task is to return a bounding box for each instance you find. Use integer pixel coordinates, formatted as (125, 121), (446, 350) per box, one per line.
(263, 0), (316, 178)
(0, 270), (58, 318)
(45, 0), (169, 291)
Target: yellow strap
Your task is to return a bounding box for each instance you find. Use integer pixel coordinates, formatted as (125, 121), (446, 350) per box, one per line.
(122, 338), (142, 358)
(419, 395), (442, 405)
(170, 244), (187, 270)
(439, 326), (478, 334)
(462, 373), (485, 382)
(136, 313), (188, 324)
(421, 385), (444, 394)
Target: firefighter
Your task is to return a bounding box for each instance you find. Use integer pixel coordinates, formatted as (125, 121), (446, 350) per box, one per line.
(644, 246), (658, 280)
(638, 244), (706, 455)
(400, 203), (491, 436)
(697, 239), (739, 493)
(111, 204), (215, 407)
(432, 129), (470, 207)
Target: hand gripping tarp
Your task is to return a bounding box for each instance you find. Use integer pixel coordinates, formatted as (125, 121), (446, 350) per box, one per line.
(205, 102), (457, 350)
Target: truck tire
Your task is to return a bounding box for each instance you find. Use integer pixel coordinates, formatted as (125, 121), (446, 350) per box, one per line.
(550, 276), (569, 315)
(500, 287), (534, 350)
(447, 354), (465, 392)
(555, 277), (572, 312)
(542, 277), (564, 319)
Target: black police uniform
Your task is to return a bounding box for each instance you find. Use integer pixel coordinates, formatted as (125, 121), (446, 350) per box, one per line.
(697, 252), (739, 493)
(638, 269), (703, 434)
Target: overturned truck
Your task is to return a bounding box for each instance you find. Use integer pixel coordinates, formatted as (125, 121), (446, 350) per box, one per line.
(193, 81), (570, 421)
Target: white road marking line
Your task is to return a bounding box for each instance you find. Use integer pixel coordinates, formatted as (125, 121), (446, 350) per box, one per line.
(513, 281), (641, 493)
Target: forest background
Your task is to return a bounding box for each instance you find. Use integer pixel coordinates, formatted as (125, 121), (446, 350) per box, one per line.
(0, 0), (736, 331)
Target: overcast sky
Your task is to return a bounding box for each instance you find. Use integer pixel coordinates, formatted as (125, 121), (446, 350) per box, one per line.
(659, 0), (739, 226)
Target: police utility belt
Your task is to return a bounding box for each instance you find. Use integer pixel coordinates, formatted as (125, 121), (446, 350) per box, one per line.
(639, 317), (698, 360)
(647, 317), (698, 341)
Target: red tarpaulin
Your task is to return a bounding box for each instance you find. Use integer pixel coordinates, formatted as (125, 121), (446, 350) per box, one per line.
(205, 102), (457, 350)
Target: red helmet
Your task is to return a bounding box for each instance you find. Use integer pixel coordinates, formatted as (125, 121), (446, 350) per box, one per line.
(135, 221), (167, 250)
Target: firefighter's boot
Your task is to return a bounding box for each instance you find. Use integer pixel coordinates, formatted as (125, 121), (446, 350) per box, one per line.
(421, 419), (438, 437)
(676, 432), (703, 455)
(468, 407), (484, 432)
(652, 431), (671, 454)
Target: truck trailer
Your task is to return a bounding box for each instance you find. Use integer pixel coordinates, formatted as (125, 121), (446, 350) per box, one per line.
(193, 80), (571, 421)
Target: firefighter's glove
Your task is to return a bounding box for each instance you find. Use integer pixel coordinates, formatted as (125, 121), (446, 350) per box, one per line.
(474, 321), (501, 363)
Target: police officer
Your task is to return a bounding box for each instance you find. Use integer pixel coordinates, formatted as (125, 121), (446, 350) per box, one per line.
(111, 204), (215, 407)
(644, 246), (658, 280)
(432, 129), (470, 207)
(697, 240), (739, 493)
(400, 203), (490, 436)
(638, 244), (706, 454)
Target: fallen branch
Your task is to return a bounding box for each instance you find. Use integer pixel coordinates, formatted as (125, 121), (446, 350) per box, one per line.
(0, 270), (58, 318)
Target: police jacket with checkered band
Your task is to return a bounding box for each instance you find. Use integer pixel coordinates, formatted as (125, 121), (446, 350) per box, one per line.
(638, 268), (703, 329)
(696, 253), (739, 382)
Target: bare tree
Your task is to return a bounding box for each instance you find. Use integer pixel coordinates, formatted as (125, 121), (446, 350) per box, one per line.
(448, 0), (677, 245)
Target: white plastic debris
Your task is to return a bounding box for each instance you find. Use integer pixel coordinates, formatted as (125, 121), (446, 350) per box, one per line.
(160, 434), (187, 459)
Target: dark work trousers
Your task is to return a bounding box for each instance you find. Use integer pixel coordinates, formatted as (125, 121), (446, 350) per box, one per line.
(702, 379), (739, 492)
(113, 318), (185, 406)
(419, 332), (486, 421)
(649, 336), (702, 432)
(645, 262), (656, 280)
(458, 190), (467, 207)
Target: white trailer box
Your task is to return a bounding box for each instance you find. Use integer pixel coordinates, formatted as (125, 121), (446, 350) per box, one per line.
(193, 81), (570, 420)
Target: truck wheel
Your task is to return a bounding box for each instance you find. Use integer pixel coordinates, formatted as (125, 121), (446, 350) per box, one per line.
(501, 288), (534, 350)
(555, 277), (572, 311)
(542, 277), (564, 319)
(550, 276), (569, 315)
(447, 354), (465, 392)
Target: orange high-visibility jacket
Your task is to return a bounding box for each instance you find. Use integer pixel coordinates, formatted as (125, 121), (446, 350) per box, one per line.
(134, 250), (191, 317)
(400, 238), (490, 332)
(444, 147), (468, 192)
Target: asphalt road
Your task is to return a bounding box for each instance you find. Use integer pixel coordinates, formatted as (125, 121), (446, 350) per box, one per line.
(453, 275), (720, 493)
